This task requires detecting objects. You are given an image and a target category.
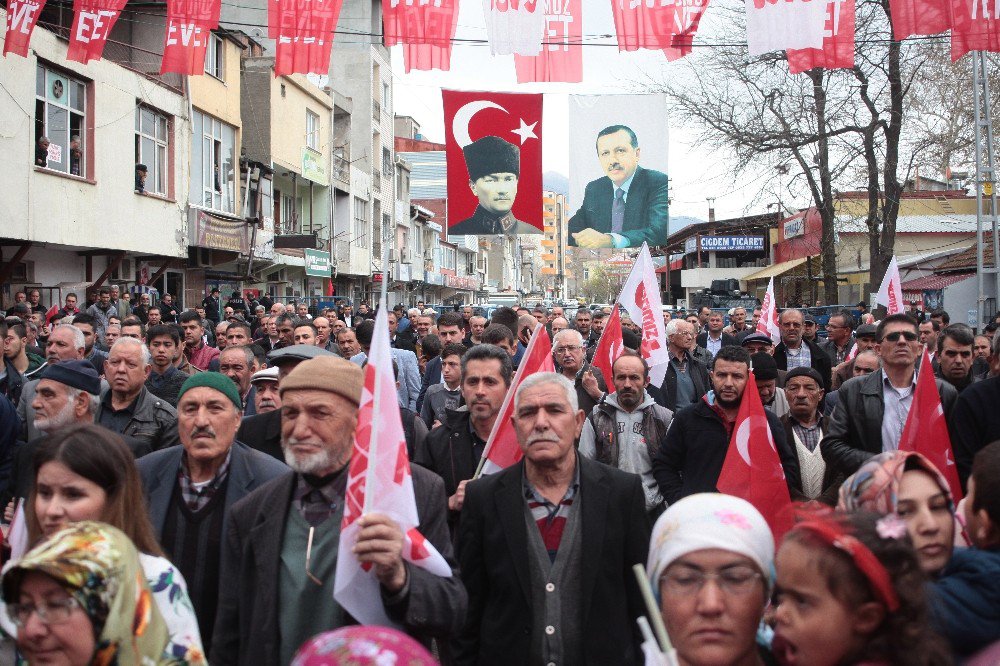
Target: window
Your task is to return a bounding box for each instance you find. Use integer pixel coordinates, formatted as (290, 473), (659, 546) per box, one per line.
(353, 197), (368, 248)
(205, 33), (224, 80)
(306, 110), (320, 150)
(135, 106), (170, 195)
(383, 81), (390, 106)
(382, 147), (392, 176)
(191, 110), (237, 213)
(35, 64), (86, 177)
(443, 246), (457, 271)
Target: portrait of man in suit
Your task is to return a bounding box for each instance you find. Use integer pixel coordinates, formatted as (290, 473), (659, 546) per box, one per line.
(568, 124), (669, 249)
(449, 135), (540, 236)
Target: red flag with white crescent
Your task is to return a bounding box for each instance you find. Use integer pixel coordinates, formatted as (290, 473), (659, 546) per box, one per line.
(716, 369), (794, 543)
(514, 0), (583, 83)
(898, 350), (963, 501)
(334, 308), (451, 626)
(66, 0), (129, 63)
(477, 323), (555, 476)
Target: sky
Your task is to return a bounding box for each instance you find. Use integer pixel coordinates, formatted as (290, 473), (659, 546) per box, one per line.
(388, 0), (771, 222)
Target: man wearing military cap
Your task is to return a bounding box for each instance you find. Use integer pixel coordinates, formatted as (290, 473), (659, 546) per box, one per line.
(449, 135), (539, 236)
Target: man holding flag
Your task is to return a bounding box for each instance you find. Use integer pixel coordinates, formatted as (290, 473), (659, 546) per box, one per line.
(212, 354), (465, 665)
(652, 346), (799, 505)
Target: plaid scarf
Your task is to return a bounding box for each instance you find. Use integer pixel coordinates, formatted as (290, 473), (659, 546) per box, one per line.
(178, 450), (232, 512)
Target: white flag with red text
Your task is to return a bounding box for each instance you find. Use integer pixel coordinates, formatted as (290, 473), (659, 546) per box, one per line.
(619, 243), (669, 386)
(876, 256), (904, 315)
(334, 308), (451, 626)
(483, 0), (546, 55)
(745, 0), (826, 56)
(756, 276), (781, 344)
(6, 500), (28, 561)
(477, 323), (554, 477)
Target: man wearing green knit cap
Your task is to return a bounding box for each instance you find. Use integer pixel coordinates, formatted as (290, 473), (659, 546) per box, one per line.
(136, 372), (288, 654)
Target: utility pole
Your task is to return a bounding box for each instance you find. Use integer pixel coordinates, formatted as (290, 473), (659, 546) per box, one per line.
(973, 51), (1000, 328)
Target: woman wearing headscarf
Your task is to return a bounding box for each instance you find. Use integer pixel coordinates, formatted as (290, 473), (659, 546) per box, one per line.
(647, 493), (777, 666)
(2, 521), (179, 665)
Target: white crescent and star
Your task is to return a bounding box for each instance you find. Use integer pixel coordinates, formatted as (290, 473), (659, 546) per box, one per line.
(452, 100), (538, 147)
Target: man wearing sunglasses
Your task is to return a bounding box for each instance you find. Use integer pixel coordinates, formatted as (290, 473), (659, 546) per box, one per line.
(821, 313), (958, 477)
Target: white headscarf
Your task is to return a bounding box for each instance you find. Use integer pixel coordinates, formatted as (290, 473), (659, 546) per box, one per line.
(647, 494), (775, 596)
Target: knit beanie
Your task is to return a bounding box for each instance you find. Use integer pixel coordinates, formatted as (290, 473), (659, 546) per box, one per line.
(176, 372), (242, 410)
(280, 356), (364, 405)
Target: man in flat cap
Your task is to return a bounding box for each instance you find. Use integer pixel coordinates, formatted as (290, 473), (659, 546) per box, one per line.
(450, 135), (539, 236)
(137, 372), (289, 654)
(213, 356), (467, 665)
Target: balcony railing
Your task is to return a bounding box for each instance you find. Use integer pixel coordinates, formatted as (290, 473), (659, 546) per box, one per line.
(332, 156), (350, 184)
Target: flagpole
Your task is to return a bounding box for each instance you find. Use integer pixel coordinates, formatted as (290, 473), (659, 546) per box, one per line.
(363, 235), (392, 514)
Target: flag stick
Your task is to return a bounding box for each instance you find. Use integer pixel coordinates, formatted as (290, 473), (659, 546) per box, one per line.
(632, 563), (672, 653)
(363, 240), (392, 514)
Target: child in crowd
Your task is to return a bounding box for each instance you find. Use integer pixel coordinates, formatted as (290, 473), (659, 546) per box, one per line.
(772, 512), (950, 666)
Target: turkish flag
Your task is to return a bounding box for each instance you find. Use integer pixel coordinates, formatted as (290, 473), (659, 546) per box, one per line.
(950, 0), (1000, 60)
(477, 323), (555, 476)
(383, 0), (460, 72)
(160, 0), (220, 75)
(272, 0), (343, 76)
(592, 306), (624, 385)
(514, 0), (583, 83)
(898, 350), (963, 501)
(716, 369), (794, 542)
(334, 308), (451, 627)
(608, 0), (709, 60)
(786, 0), (855, 73)
(66, 0), (128, 63)
(442, 90), (543, 234)
(3, 0), (47, 57)
(890, 0), (949, 41)
(756, 276), (781, 344)
(618, 243), (669, 386)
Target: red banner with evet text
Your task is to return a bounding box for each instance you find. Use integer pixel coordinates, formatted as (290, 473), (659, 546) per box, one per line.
(786, 0), (855, 73)
(514, 0), (583, 83)
(609, 0), (708, 57)
(66, 0), (129, 63)
(3, 0), (48, 57)
(383, 0), (460, 72)
(271, 0), (344, 75)
(951, 0), (1000, 61)
(662, 0), (709, 61)
(160, 0), (221, 75)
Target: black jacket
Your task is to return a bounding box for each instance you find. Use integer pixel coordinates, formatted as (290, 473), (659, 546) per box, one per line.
(654, 351), (709, 411)
(236, 409), (284, 462)
(453, 457), (650, 665)
(821, 369), (958, 478)
(652, 397), (799, 505)
(567, 166), (669, 248)
(1, 357), (24, 406)
(946, 374), (1000, 486)
(696, 331), (738, 351)
(774, 338), (833, 392)
(416, 356), (442, 413)
(780, 414), (841, 506)
(413, 408), (485, 531)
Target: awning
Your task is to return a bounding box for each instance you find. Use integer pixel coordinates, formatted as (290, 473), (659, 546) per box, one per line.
(742, 257), (809, 281)
(901, 272), (974, 291)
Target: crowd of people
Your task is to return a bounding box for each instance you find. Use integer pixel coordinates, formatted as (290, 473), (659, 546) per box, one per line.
(0, 288), (998, 665)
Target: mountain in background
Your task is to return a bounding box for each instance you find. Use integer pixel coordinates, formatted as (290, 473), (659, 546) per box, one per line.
(669, 216), (703, 236)
(543, 171), (569, 196)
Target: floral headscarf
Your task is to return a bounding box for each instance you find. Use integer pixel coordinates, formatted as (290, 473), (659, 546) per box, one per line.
(1, 521), (179, 665)
(837, 451), (954, 515)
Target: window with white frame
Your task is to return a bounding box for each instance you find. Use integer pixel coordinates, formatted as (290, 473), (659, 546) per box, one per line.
(443, 246), (457, 271)
(353, 197), (369, 248)
(34, 64), (86, 177)
(205, 33), (224, 80)
(135, 106), (169, 196)
(191, 110), (236, 213)
(306, 110), (320, 150)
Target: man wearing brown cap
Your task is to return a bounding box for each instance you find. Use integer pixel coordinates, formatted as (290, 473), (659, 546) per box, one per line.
(449, 135), (538, 236)
(213, 356), (466, 665)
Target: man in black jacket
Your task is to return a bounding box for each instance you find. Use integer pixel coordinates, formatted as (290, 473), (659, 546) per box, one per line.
(656, 319), (709, 412)
(821, 314), (958, 478)
(695, 311), (737, 358)
(773, 308), (832, 392)
(652, 345), (799, 504)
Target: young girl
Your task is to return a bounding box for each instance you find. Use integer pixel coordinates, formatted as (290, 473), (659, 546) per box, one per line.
(772, 512), (951, 666)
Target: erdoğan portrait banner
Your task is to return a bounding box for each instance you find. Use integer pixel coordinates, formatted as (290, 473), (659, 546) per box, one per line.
(442, 90), (543, 236)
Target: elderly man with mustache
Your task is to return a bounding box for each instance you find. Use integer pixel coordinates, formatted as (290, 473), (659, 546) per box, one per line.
(137, 373), (288, 655)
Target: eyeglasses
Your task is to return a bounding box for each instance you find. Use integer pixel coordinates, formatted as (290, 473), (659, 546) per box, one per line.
(660, 566), (763, 598)
(881, 331), (918, 342)
(8, 597), (80, 626)
(555, 345), (582, 354)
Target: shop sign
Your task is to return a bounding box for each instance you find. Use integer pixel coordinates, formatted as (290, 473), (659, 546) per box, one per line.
(700, 235), (765, 252)
(190, 209), (250, 254)
(304, 249), (331, 277)
(302, 148), (329, 186)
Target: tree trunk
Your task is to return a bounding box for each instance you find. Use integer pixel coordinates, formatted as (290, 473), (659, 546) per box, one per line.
(808, 70), (842, 305)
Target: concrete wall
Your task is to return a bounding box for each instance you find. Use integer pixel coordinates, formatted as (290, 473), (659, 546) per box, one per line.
(270, 74), (332, 175)
(188, 35), (243, 129)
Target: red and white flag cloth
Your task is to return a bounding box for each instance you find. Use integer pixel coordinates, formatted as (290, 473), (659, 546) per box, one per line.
(3, 0), (48, 57)
(619, 243), (670, 386)
(476, 323), (554, 477)
(271, 0), (344, 75)
(591, 305), (624, 386)
(744, 0), (827, 56)
(662, 0), (710, 61)
(514, 0), (582, 82)
(785, 0), (854, 73)
(844, 342), (859, 362)
(609, 0), (709, 60)
(950, 0), (1000, 61)
(756, 276), (781, 344)
(483, 0), (545, 55)
(716, 369), (794, 543)
(66, 0), (129, 63)
(383, 0), (460, 72)
(6, 500), (28, 562)
(334, 308), (451, 626)
(160, 0), (221, 75)
(875, 255), (904, 315)
(890, 0), (949, 41)
(899, 349), (963, 501)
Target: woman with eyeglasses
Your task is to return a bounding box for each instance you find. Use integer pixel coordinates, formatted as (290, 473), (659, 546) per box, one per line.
(647, 493), (776, 666)
(2, 424), (205, 663)
(2, 521), (177, 665)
